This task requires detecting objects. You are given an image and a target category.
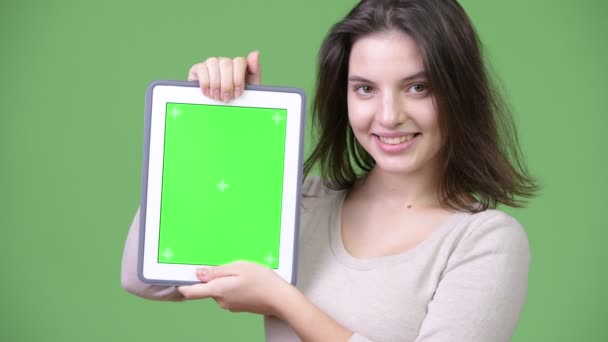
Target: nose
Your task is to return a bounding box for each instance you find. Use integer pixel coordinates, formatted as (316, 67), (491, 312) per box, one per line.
(377, 92), (406, 127)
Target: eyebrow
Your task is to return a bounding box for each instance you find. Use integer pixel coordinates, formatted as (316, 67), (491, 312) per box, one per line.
(348, 71), (427, 83)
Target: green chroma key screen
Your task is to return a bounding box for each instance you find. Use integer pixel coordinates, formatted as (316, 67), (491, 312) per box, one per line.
(157, 102), (287, 268)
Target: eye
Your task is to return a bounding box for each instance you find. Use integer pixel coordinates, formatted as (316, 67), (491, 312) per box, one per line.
(354, 85), (375, 95)
(408, 83), (429, 94)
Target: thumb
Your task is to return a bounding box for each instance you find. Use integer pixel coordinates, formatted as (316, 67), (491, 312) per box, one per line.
(178, 277), (232, 299)
(246, 50), (262, 85)
(196, 264), (237, 282)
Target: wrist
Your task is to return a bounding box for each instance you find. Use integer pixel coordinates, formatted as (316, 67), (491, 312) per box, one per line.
(270, 281), (302, 320)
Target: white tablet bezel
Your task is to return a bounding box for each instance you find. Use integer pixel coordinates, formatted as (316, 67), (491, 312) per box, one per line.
(138, 80), (305, 286)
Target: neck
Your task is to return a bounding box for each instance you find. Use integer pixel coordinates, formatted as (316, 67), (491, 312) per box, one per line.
(355, 163), (442, 209)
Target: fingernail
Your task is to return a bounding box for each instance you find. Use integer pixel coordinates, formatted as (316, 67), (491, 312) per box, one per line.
(234, 87), (242, 98)
(213, 89), (220, 100)
(202, 87), (209, 97)
(222, 92), (230, 102)
(196, 268), (208, 278)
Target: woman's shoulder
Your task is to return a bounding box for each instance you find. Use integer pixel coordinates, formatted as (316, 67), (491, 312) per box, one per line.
(462, 209), (526, 234)
(301, 176), (342, 198)
(299, 176), (344, 216)
(452, 208), (530, 258)
(462, 208), (523, 227)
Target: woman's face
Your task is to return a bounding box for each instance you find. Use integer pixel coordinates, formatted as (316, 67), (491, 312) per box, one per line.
(347, 30), (442, 176)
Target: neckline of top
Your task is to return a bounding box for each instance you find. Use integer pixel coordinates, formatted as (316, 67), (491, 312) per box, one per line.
(328, 190), (468, 270)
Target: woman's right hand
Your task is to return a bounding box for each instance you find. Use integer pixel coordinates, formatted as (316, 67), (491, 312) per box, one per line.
(187, 50), (262, 103)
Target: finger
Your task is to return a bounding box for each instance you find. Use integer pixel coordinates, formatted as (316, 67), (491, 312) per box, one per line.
(180, 276), (236, 300)
(178, 282), (217, 299)
(196, 262), (242, 282)
(218, 57), (234, 102)
(246, 50), (262, 85)
(205, 57), (221, 101)
(232, 57), (247, 98)
(187, 63), (199, 81)
(189, 63), (210, 97)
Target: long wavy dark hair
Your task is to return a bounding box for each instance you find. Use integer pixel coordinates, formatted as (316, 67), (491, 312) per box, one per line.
(303, 0), (538, 212)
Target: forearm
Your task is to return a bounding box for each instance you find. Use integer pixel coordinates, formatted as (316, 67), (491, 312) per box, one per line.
(273, 284), (353, 342)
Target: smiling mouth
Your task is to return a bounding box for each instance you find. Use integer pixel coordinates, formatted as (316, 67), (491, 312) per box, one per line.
(376, 133), (421, 145)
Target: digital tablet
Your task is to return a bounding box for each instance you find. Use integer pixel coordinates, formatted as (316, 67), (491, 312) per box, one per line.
(138, 80), (306, 286)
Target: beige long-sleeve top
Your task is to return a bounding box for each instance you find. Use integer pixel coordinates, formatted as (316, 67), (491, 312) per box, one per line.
(122, 177), (531, 341)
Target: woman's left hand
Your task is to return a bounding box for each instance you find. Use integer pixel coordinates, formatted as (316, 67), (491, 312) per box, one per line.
(178, 261), (292, 316)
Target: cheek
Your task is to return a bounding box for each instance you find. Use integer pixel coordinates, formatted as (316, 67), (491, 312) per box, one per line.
(412, 100), (440, 134)
(421, 112), (443, 151)
(347, 96), (374, 131)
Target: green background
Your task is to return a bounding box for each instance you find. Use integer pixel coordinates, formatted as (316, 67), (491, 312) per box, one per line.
(158, 103), (285, 267)
(1, 0), (606, 341)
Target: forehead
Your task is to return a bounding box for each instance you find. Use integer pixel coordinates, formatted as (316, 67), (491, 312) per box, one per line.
(348, 30), (425, 79)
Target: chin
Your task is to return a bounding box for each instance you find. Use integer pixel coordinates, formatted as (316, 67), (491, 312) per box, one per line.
(371, 158), (421, 175)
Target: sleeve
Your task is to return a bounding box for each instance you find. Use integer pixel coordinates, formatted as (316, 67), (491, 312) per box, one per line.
(120, 207), (184, 301)
(414, 212), (531, 342)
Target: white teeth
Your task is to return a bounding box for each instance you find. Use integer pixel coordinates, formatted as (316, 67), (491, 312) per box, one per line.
(379, 134), (416, 145)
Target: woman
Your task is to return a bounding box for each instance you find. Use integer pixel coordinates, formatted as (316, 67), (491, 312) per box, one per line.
(121, 0), (538, 341)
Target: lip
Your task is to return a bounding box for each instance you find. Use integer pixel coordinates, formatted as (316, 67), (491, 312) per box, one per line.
(374, 133), (420, 153)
